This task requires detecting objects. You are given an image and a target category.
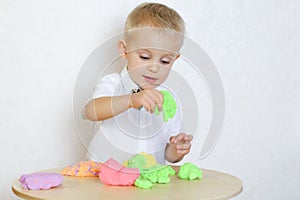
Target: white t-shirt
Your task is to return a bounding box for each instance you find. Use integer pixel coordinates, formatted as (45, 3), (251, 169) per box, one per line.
(84, 68), (182, 164)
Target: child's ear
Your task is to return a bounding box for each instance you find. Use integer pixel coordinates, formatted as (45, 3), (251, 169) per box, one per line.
(118, 40), (127, 59)
(175, 53), (181, 60)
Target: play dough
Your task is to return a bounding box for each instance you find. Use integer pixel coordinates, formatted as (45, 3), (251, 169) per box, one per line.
(99, 158), (140, 186)
(61, 160), (101, 177)
(140, 165), (176, 184)
(19, 172), (63, 190)
(155, 90), (177, 122)
(124, 153), (176, 188)
(60, 156), (202, 190)
(123, 152), (157, 169)
(134, 177), (153, 189)
(178, 162), (202, 180)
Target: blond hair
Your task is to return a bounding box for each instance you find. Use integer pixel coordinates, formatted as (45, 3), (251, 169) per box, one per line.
(124, 3), (185, 34)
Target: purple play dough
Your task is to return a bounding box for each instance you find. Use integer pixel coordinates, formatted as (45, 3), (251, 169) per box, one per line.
(19, 172), (63, 190)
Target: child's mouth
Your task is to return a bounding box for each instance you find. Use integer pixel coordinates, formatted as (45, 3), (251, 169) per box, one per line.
(143, 75), (158, 83)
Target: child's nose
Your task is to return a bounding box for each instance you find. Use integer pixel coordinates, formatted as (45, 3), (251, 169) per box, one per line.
(147, 63), (159, 73)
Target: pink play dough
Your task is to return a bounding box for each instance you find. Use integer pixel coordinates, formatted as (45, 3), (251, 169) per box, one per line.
(99, 158), (140, 186)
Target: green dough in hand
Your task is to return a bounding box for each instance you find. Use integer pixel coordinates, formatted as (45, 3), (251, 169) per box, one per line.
(134, 178), (153, 189)
(155, 90), (177, 122)
(178, 162), (202, 180)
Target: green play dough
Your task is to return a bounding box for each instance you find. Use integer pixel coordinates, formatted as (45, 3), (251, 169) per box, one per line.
(178, 162), (202, 180)
(155, 90), (177, 122)
(128, 154), (176, 189)
(140, 165), (175, 184)
(127, 154), (146, 170)
(134, 178), (153, 189)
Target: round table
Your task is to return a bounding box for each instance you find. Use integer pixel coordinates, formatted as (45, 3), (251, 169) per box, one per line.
(12, 166), (243, 200)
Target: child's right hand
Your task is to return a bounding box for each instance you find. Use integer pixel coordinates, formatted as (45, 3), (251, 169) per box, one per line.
(129, 89), (163, 113)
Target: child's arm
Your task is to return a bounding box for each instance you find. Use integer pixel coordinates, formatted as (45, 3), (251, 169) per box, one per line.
(84, 95), (131, 121)
(165, 133), (193, 163)
(84, 89), (163, 121)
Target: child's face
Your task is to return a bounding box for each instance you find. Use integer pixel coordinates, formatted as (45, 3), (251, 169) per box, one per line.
(120, 28), (182, 89)
(126, 48), (178, 89)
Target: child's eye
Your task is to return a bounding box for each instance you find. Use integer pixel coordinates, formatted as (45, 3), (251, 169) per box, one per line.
(160, 59), (170, 65)
(139, 55), (150, 60)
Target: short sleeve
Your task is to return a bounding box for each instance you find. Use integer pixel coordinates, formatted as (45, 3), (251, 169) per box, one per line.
(81, 73), (121, 119)
(93, 73), (121, 98)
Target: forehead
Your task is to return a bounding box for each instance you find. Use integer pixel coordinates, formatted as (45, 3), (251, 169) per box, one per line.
(125, 27), (183, 54)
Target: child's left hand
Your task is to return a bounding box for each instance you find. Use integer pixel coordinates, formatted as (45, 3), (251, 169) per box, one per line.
(168, 133), (193, 162)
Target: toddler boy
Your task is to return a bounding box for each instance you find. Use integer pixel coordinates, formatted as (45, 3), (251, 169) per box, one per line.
(83, 3), (193, 164)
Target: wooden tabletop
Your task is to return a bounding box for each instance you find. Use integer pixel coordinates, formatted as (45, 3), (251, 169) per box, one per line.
(12, 166), (243, 200)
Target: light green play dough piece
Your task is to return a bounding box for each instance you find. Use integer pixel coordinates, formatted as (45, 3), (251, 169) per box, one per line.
(155, 90), (177, 122)
(127, 154), (176, 189)
(178, 162), (203, 180)
(157, 165), (176, 184)
(140, 165), (175, 184)
(127, 154), (146, 170)
(133, 165), (175, 189)
(134, 177), (153, 189)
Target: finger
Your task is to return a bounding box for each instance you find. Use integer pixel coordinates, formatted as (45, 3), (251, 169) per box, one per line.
(146, 89), (164, 112)
(153, 89), (164, 104)
(169, 136), (175, 143)
(141, 91), (160, 112)
(183, 135), (193, 142)
(157, 91), (164, 109)
(157, 103), (162, 112)
(173, 154), (184, 161)
(142, 95), (156, 112)
(142, 101), (152, 112)
(150, 89), (163, 109)
(145, 98), (160, 113)
(150, 103), (157, 113)
(173, 133), (187, 144)
(176, 149), (190, 155)
(176, 143), (191, 150)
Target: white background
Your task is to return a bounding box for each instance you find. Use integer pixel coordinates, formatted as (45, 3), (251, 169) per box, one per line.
(1, 0), (299, 199)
